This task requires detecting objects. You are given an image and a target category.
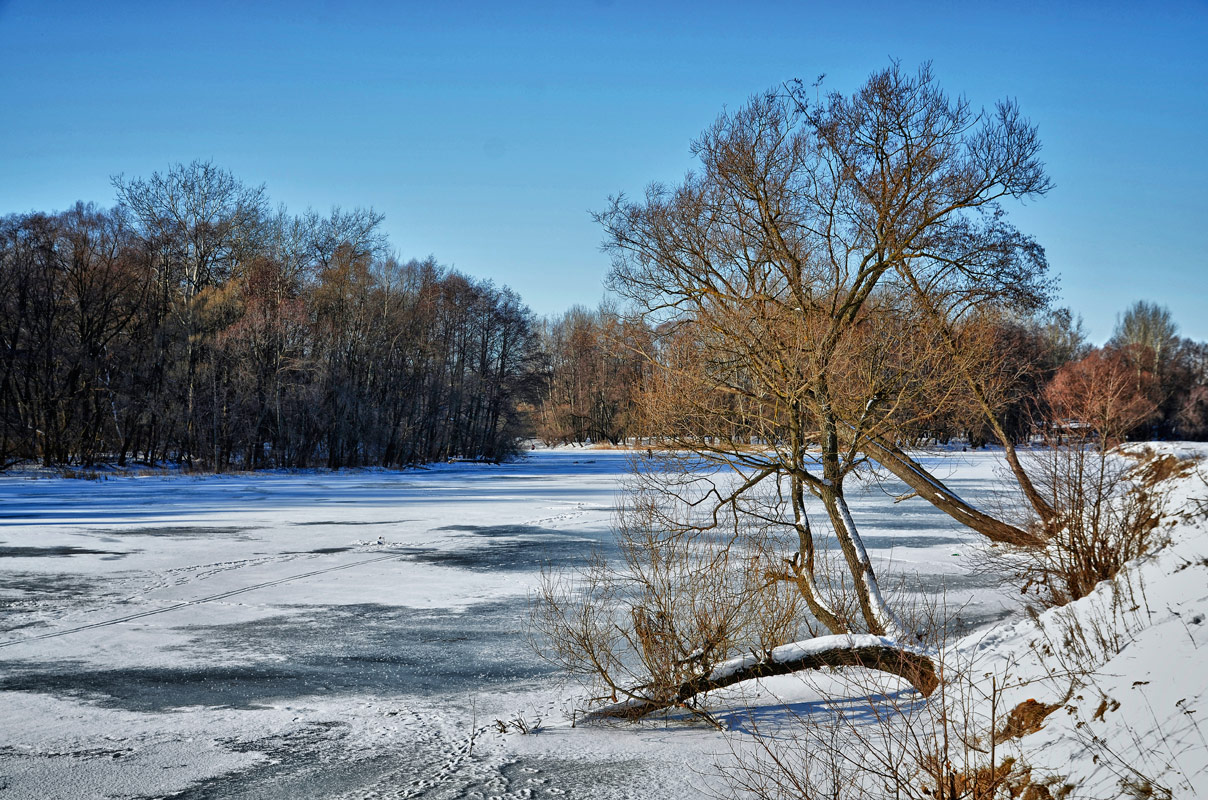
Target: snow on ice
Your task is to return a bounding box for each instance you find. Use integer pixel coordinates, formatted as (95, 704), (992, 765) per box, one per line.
(0, 447), (1204, 797)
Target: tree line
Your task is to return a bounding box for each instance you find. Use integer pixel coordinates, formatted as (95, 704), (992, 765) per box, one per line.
(533, 301), (1208, 449)
(3, 161), (1205, 472)
(0, 162), (539, 469)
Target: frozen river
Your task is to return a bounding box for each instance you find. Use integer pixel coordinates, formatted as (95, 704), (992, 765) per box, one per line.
(0, 449), (1019, 798)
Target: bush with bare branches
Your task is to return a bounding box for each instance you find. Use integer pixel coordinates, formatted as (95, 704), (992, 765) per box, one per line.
(533, 458), (813, 723)
(1007, 446), (1189, 607)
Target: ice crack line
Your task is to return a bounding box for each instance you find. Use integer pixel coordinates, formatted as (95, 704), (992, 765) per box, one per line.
(0, 553), (407, 649)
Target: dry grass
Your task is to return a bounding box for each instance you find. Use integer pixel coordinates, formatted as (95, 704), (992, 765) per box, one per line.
(995, 699), (1062, 744)
(979, 446), (1195, 609)
(715, 641), (1076, 800)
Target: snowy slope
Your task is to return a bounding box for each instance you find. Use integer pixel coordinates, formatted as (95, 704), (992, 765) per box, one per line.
(957, 448), (1208, 797)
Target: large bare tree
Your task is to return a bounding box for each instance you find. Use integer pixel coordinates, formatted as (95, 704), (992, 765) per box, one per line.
(538, 63), (1054, 715)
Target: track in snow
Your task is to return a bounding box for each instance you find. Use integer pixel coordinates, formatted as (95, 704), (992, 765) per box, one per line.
(0, 552), (408, 649)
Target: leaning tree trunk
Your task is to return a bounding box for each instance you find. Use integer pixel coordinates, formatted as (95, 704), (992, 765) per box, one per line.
(589, 634), (938, 721)
(856, 435), (1044, 548)
(965, 380), (1059, 527)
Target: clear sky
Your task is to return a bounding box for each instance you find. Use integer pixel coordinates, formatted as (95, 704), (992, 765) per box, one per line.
(1, 1), (1205, 342)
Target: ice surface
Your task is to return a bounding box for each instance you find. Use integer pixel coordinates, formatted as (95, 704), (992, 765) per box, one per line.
(4, 447), (1181, 797)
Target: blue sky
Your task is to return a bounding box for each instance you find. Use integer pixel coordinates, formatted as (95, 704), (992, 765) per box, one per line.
(1, 1), (1205, 341)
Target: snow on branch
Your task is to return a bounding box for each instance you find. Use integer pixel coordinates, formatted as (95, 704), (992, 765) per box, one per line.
(586, 634), (938, 721)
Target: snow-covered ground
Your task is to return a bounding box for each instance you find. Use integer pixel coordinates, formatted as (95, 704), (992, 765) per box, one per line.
(953, 445), (1208, 797)
(0, 448), (1200, 797)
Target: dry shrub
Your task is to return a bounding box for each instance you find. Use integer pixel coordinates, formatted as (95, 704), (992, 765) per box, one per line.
(992, 446), (1191, 608)
(530, 475), (807, 721)
(716, 638), (1073, 800)
(1123, 449), (1196, 486)
(529, 446), (952, 722)
(1001, 343), (1195, 608)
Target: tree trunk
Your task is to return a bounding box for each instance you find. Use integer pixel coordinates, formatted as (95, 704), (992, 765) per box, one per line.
(821, 408), (902, 638)
(787, 472), (847, 634)
(819, 483), (903, 638)
(856, 435), (1044, 548)
(588, 634), (938, 720)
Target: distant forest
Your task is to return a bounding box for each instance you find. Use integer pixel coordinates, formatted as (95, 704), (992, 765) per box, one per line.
(2, 161), (1207, 470)
(0, 162), (538, 469)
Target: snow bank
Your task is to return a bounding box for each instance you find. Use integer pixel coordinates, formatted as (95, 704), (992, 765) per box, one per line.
(951, 446), (1208, 796)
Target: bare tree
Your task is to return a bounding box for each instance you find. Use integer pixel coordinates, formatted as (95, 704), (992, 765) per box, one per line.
(1046, 348), (1158, 445)
(1110, 301), (1178, 370)
(536, 305), (650, 446)
(535, 63), (1055, 714)
(113, 160), (268, 462)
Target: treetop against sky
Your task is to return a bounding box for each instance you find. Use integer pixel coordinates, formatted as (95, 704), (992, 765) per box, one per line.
(1, 0), (1204, 340)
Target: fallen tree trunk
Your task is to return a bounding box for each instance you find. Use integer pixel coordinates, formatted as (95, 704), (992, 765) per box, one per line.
(587, 634), (938, 721)
(856, 436), (1044, 548)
